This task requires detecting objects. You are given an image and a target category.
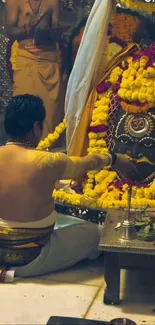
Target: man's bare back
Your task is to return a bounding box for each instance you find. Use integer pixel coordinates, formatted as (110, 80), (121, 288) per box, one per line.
(0, 144), (108, 224)
(0, 145), (57, 223)
(5, 0), (61, 46)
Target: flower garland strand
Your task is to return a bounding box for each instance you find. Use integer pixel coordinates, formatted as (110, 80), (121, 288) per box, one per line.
(37, 119), (66, 150)
(83, 65), (123, 197)
(10, 41), (18, 71)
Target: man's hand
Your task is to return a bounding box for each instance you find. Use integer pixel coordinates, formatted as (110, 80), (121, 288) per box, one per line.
(77, 173), (87, 188)
(112, 154), (140, 180)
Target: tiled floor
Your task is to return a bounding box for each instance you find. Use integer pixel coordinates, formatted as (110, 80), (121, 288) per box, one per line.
(1, 256), (155, 324)
(0, 210), (154, 324)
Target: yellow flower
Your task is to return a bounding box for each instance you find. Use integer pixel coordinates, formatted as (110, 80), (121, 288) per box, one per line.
(138, 67), (144, 74)
(118, 89), (127, 98)
(37, 120), (66, 150)
(125, 90), (132, 101)
(89, 139), (97, 147)
(122, 70), (130, 78)
(134, 79), (142, 87)
(130, 69), (137, 77)
(96, 139), (106, 147)
(133, 62), (140, 70)
(131, 91), (138, 101)
(140, 56), (149, 67)
(147, 67), (155, 77)
(89, 132), (98, 139)
(142, 71), (149, 78)
(147, 87), (154, 95)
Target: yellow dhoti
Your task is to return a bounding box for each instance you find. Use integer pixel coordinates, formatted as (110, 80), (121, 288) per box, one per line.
(13, 44), (64, 139)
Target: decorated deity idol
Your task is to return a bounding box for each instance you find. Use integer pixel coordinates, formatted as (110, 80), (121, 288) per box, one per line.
(21, 0), (155, 210)
(48, 0), (155, 210)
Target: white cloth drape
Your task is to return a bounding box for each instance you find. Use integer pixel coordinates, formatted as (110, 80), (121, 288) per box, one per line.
(65, 0), (114, 152)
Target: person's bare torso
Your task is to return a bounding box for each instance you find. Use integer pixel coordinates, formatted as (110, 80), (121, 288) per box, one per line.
(0, 145), (55, 223)
(17, 0), (54, 46)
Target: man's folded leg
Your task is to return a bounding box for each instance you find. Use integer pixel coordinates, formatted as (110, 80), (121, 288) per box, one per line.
(15, 221), (102, 278)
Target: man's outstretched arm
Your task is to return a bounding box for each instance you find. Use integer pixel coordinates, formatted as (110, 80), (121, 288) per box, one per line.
(58, 154), (111, 180)
(32, 151), (112, 180)
(32, 150), (139, 181)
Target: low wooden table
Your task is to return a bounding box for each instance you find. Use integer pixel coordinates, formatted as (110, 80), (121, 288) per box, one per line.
(100, 210), (155, 305)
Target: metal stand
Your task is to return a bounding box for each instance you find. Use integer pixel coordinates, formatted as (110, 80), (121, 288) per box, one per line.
(119, 186), (137, 240)
(119, 219), (137, 240)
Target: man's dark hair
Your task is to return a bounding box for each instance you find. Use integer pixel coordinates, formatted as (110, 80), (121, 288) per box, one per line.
(4, 94), (46, 137)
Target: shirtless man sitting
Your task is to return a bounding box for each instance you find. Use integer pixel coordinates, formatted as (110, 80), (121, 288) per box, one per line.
(5, 0), (65, 138)
(0, 94), (137, 281)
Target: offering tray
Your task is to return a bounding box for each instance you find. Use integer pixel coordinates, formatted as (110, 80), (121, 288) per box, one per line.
(100, 209), (155, 254)
(55, 201), (106, 224)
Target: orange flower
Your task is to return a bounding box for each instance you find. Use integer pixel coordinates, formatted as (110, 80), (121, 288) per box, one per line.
(121, 101), (150, 113)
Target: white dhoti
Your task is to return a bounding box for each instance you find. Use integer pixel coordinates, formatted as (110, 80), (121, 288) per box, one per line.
(15, 215), (102, 277)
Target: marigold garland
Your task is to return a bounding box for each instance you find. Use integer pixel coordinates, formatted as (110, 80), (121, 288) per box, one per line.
(118, 56), (155, 105)
(121, 101), (150, 114)
(53, 41), (155, 210)
(84, 42), (155, 209)
(10, 41), (18, 71)
(37, 119), (66, 150)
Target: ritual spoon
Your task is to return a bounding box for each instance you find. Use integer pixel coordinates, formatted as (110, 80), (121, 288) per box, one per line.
(127, 185), (132, 221)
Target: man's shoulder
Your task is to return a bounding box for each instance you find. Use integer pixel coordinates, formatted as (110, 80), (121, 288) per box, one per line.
(6, 0), (20, 5)
(28, 149), (67, 168)
(26, 149), (53, 167)
(6, 0), (21, 9)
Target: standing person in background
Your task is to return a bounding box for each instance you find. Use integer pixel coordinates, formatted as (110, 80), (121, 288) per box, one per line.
(5, 0), (65, 140)
(67, 17), (87, 74)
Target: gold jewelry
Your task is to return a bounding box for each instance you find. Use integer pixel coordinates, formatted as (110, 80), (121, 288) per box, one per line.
(104, 153), (112, 166)
(28, 0), (42, 15)
(6, 139), (34, 148)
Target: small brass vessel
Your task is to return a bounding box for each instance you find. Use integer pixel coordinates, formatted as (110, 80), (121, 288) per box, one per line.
(119, 186), (137, 240)
(119, 220), (137, 240)
(110, 318), (137, 325)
